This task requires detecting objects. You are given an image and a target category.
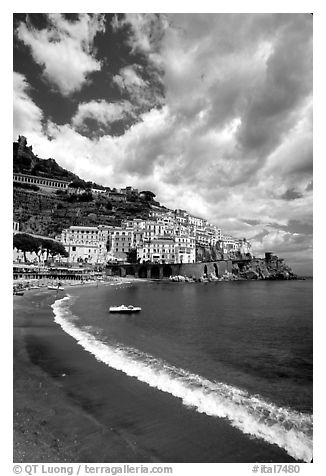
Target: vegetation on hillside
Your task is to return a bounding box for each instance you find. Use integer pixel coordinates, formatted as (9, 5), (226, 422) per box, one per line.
(13, 137), (162, 237)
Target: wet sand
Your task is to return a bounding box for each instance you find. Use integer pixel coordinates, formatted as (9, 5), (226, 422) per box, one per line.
(13, 286), (296, 463)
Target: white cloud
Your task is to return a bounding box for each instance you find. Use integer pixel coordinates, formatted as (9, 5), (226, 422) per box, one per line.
(113, 65), (147, 90)
(71, 100), (135, 129)
(13, 72), (43, 138)
(16, 14), (105, 95)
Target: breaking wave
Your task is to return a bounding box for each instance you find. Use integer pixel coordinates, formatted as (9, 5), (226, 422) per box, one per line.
(51, 295), (313, 462)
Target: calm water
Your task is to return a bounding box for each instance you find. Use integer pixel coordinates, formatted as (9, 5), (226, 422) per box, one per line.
(52, 279), (313, 462)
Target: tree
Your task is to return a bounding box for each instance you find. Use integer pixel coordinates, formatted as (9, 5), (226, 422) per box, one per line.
(13, 233), (40, 262)
(51, 241), (69, 258)
(40, 238), (55, 261)
(126, 248), (138, 263)
(38, 238), (68, 261)
(79, 191), (93, 202)
(105, 200), (112, 211)
(68, 179), (86, 189)
(140, 190), (156, 201)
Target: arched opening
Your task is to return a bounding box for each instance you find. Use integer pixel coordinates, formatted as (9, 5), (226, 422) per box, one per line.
(214, 263), (219, 277)
(163, 265), (173, 278)
(112, 267), (121, 276)
(127, 266), (135, 276)
(151, 266), (160, 279)
(138, 266), (147, 279)
(204, 265), (208, 276)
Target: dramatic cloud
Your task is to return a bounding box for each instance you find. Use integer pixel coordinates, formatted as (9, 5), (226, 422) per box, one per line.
(112, 64), (164, 110)
(13, 13), (313, 273)
(112, 13), (168, 66)
(16, 14), (105, 95)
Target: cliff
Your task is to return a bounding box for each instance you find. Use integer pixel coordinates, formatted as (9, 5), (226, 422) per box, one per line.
(232, 254), (297, 280)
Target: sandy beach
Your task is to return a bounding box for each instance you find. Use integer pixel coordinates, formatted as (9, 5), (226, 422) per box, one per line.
(13, 284), (155, 463)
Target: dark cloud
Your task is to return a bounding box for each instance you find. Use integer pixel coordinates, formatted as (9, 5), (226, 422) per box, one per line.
(280, 188), (303, 201)
(269, 220), (313, 235)
(243, 219), (262, 226)
(237, 14), (312, 160)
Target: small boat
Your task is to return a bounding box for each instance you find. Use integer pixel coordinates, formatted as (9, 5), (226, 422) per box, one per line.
(109, 305), (141, 313)
(14, 290), (24, 296)
(48, 285), (65, 291)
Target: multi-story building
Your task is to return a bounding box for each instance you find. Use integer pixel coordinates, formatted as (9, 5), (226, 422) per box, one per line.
(110, 226), (134, 259)
(120, 186), (139, 198)
(234, 238), (252, 256)
(60, 225), (110, 264)
(107, 190), (127, 202)
(187, 214), (207, 229)
(56, 207), (250, 265)
(174, 209), (188, 226)
(137, 237), (176, 264)
(174, 233), (196, 263)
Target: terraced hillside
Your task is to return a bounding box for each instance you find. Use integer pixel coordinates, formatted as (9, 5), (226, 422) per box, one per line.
(13, 187), (155, 237)
(13, 136), (162, 236)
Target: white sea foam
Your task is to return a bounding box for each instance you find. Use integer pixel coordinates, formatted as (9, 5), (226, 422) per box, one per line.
(51, 295), (313, 462)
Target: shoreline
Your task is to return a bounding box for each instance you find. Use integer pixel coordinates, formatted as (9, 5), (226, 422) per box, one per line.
(13, 285), (156, 462)
(14, 284), (298, 463)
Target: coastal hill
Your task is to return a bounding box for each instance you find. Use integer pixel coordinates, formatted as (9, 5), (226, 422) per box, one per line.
(14, 135), (100, 187)
(13, 137), (159, 237)
(12, 137), (298, 278)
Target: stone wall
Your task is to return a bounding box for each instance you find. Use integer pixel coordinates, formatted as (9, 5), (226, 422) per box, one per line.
(106, 260), (233, 279)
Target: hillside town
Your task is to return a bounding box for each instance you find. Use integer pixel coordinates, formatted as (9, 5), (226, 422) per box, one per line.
(13, 135), (253, 267)
(13, 181), (252, 266)
(56, 209), (252, 266)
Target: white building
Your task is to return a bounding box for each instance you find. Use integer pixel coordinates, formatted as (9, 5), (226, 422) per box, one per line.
(174, 233), (196, 263)
(234, 238), (252, 256)
(137, 238), (176, 264)
(60, 225), (110, 264)
(187, 214), (207, 229)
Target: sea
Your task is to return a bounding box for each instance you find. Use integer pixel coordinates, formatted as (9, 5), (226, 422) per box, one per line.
(51, 279), (313, 462)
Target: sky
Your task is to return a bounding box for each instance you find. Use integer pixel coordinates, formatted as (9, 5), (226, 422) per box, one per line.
(13, 13), (313, 275)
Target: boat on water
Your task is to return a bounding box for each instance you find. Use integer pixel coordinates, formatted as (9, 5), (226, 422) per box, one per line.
(109, 305), (141, 313)
(13, 290), (24, 296)
(48, 285), (65, 291)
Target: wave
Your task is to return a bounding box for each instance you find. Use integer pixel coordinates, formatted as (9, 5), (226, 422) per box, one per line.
(51, 295), (313, 462)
